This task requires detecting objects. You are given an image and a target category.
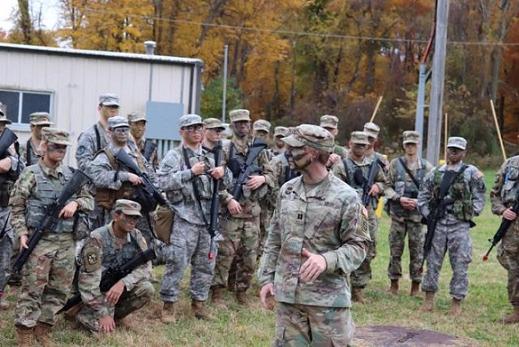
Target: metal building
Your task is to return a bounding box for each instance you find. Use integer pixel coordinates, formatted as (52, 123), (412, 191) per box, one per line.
(0, 42), (203, 166)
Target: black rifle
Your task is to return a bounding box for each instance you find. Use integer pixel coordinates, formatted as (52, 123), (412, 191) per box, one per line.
(208, 142), (222, 259)
(0, 128), (17, 159)
(12, 169), (91, 274)
(361, 158), (381, 207)
(142, 139), (157, 162)
(115, 149), (167, 212)
(231, 139), (268, 201)
(58, 248), (156, 314)
(483, 191), (519, 261)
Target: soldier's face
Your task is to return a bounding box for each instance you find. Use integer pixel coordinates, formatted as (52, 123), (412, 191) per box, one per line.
(204, 128), (223, 143)
(274, 136), (285, 148)
(0, 123), (5, 134)
(232, 121), (250, 138)
(367, 136), (377, 149)
(32, 124), (50, 140)
(287, 145), (314, 171)
(130, 120), (146, 139)
(254, 130), (269, 141)
(111, 127), (130, 145)
(323, 127), (338, 137)
(447, 147), (465, 164)
(404, 143), (417, 155)
(350, 143), (367, 158)
(99, 105), (119, 119)
(114, 212), (139, 232)
(181, 124), (204, 145)
(43, 142), (67, 162)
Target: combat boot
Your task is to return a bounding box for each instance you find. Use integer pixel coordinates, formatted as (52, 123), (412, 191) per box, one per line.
(410, 281), (420, 297)
(236, 291), (249, 306)
(351, 287), (365, 304)
(449, 298), (462, 316)
(211, 286), (227, 309)
(192, 300), (214, 320)
(160, 302), (177, 324)
(0, 291), (9, 310)
(34, 322), (54, 347)
(15, 326), (33, 347)
(420, 292), (435, 312)
(388, 280), (399, 295)
(502, 306), (519, 324)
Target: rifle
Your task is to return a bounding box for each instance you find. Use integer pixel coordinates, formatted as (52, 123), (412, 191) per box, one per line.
(115, 149), (167, 212)
(361, 158), (381, 207)
(231, 139), (268, 201)
(142, 139), (157, 163)
(483, 192), (519, 261)
(0, 128), (17, 159)
(58, 248), (155, 314)
(12, 169), (91, 274)
(0, 212), (10, 240)
(207, 142), (222, 259)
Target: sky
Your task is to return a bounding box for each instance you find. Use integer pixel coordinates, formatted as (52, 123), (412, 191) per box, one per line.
(0, 0), (60, 32)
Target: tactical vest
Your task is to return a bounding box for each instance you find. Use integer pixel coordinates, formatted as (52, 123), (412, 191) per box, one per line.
(25, 164), (76, 233)
(389, 157), (427, 217)
(432, 167), (474, 222)
(342, 158), (370, 195)
(96, 226), (144, 276)
(0, 175), (14, 207)
(279, 153), (299, 187)
(94, 148), (145, 210)
(226, 141), (267, 201)
(500, 160), (519, 205)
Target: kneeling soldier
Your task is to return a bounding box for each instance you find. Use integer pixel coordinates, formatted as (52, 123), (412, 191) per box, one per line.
(75, 199), (154, 334)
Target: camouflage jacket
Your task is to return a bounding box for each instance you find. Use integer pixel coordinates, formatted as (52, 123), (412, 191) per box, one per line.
(490, 155), (519, 215)
(78, 222), (151, 318)
(9, 159), (94, 238)
(76, 122), (111, 172)
(366, 150), (389, 173)
(333, 144), (349, 159)
(257, 172), (370, 308)
(418, 161), (486, 225)
(135, 137), (159, 170)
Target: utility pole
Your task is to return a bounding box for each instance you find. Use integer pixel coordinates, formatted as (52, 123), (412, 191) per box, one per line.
(221, 44), (229, 123)
(426, 0), (449, 165)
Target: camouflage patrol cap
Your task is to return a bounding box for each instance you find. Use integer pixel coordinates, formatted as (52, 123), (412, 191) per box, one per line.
(253, 119), (271, 133)
(30, 112), (53, 126)
(108, 115), (129, 129)
(274, 126), (289, 138)
(99, 93), (120, 107)
(320, 115), (339, 129)
(0, 102), (10, 124)
(282, 124), (334, 153)
(128, 112), (146, 123)
(350, 131), (370, 145)
(204, 118), (225, 130)
(42, 128), (71, 145)
(229, 109), (251, 123)
(363, 122), (380, 138)
(114, 199), (142, 217)
(447, 136), (467, 150)
(179, 114), (203, 128)
(403, 130), (420, 144)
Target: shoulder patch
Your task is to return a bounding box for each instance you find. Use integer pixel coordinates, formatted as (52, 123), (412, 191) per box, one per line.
(82, 240), (101, 273)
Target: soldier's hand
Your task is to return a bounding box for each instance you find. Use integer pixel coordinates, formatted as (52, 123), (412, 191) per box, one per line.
(0, 157), (12, 173)
(246, 175), (266, 190)
(399, 197), (416, 210)
(191, 162), (206, 176)
(503, 208), (518, 221)
(127, 173), (143, 185)
(106, 280), (125, 305)
(227, 199), (242, 215)
(19, 234), (29, 251)
(368, 184), (380, 196)
(260, 283), (275, 310)
(59, 201), (79, 219)
(299, 248), (327, 282)
(326, 153), (341, 168)
(209, 166), (225, 180)
(99, 315), (116, 333)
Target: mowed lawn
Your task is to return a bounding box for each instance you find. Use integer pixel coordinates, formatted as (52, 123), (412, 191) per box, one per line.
(1, 169), (518, 346)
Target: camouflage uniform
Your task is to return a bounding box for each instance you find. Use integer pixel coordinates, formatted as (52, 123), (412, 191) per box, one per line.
(320, 115), (348, 159)
(10, 129), (94, 328)
(212, 110), (275, 295)
(19, 112), (53, 166)
(385, 132), (433, 283)
(418, 156), (486, 300)
(490, 155), (519, 309)
(332, 133), (385, 290)
(76, 211), (153, 333)
(129, 112), (160, 170)
(76, 121), (111, 172)
(257, 124), (370, 346)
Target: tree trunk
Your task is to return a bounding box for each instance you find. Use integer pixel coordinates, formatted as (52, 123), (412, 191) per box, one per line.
(18, 0), (32, 44)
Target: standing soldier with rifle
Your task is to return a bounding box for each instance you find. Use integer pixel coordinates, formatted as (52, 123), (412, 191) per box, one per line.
(128, 112), (159, 170)
(384, 131), (433, 296)
(490, 154), (519, 324)
(363, 122), (389, 171)
(203, 118), (226, 151)
(332, 131), (385, 303)
(320, 115), (348, 161)
(20, 112), (53, 166)
(211, 109), (275, 307)
(418, 137), (485, 316)
(9, 128), (93, 346)
(0, 103), (24, 310)
(270, 126), (288, 157)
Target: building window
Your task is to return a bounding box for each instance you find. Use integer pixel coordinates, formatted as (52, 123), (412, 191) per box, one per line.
(0, 89), (52, 124)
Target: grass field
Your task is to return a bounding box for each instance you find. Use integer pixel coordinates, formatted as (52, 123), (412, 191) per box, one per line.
(1, 169), (518, 346)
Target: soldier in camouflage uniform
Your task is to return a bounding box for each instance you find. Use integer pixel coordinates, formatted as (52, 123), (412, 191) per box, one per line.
(363, 122), (389, 171)
(320, 115), (348, 161)
(20, 112), (53, 166)
(211, 109), (275, 307)
(10, 128), (93, 346)
(75, 199), (154, 334)
(253, 119), (272, 156)
(332, 131), (385, 303)
(257, 124), (370, 347)
(490, 155), (519, 324)
(418, 137), (486, 316)
(203, 118), (226, 151)
(271, 126), (288, 157)
(384, 131), (433, 296)
(0, 106), (24, 310)
(128, 112), (159, 170)
(158, 114), (230, 323)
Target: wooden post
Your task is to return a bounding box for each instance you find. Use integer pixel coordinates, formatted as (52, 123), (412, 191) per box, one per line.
(490, 99), (507, 161)
(369, 96), (383, 123)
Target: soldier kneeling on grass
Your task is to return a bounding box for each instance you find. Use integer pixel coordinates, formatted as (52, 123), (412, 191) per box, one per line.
(74, 199), (154, 334)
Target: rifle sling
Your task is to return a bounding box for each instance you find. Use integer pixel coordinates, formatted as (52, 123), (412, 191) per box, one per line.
(398, 157), (421, 190)
(182, 147), (210, 228)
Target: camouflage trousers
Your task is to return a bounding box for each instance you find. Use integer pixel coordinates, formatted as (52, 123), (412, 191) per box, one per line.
(274, 302), (354, 347)
(351, 210), (378, 288)
(160, 217), (217, 303)
(213, 215), (260, 292)
(15, 234), (75, 328)
(387, 218), (425, 282)
(0, 233), (12, 291)
(421, 221), (472, 300)
(497, 223), (519, 307)
(258, 205), (274, 259)
(77, 280), (154, 332)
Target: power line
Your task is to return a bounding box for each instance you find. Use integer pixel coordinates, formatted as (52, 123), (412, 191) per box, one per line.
(76, 7), (519, 47)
